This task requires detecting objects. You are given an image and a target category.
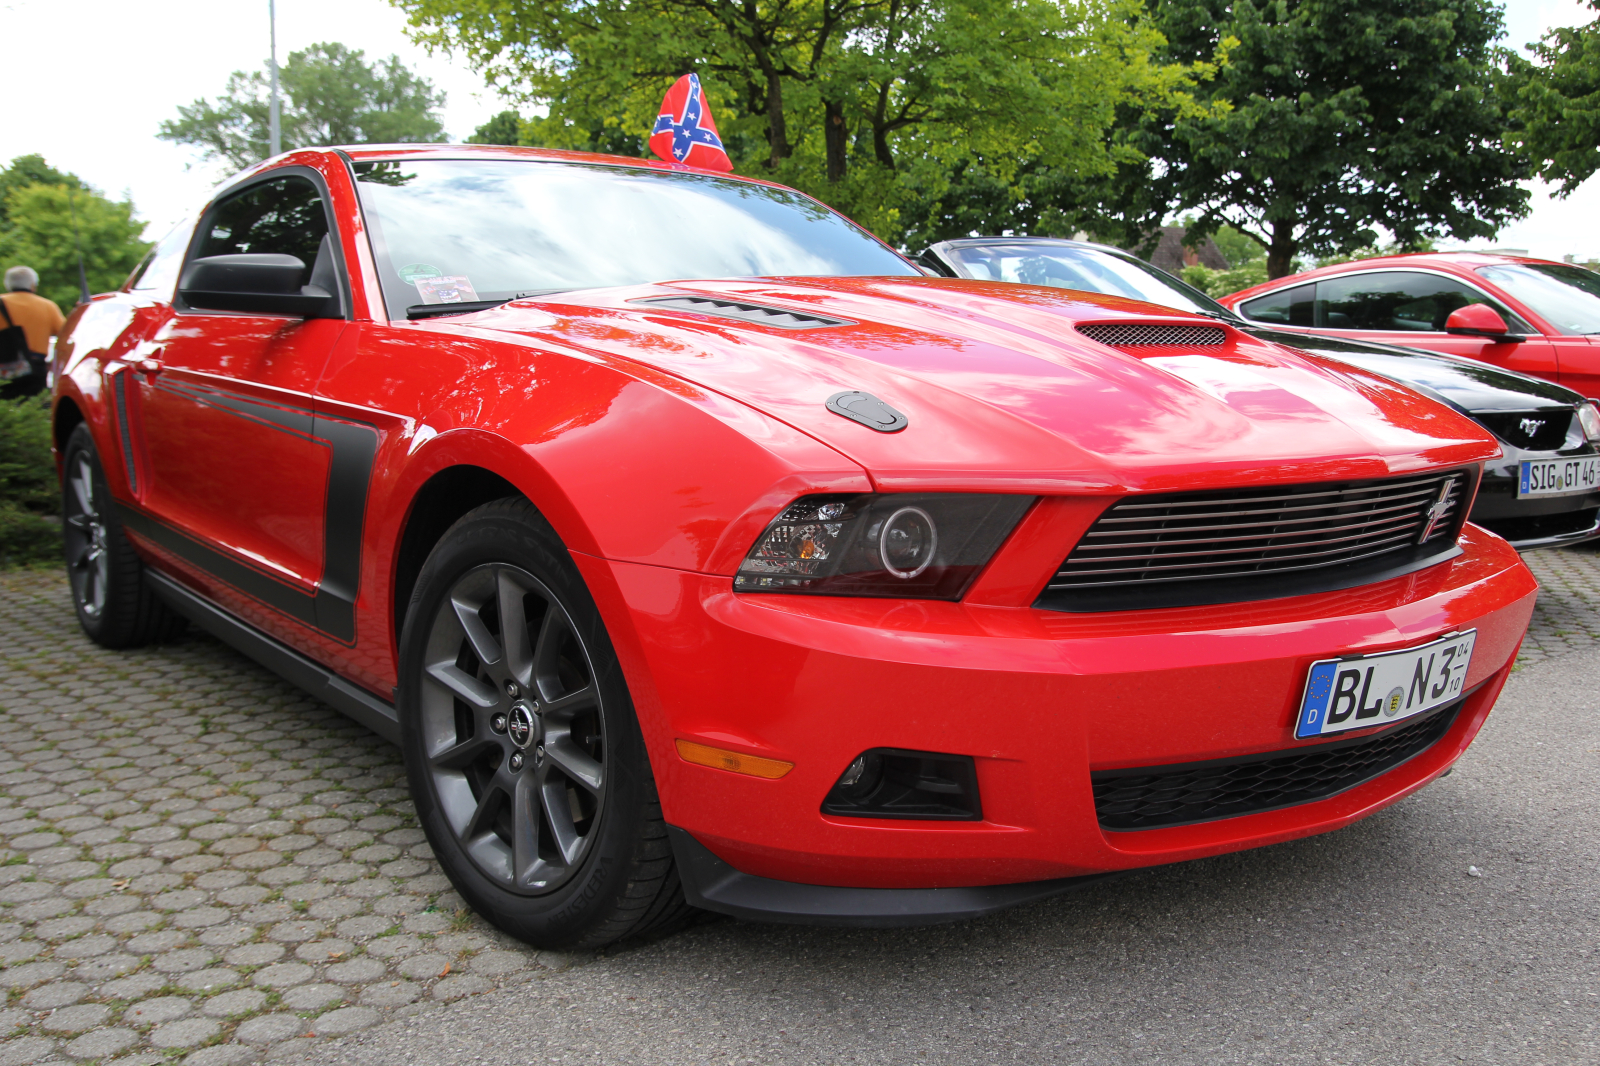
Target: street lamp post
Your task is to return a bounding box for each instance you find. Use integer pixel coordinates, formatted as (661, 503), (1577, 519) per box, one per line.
(268, 0), (282, 158)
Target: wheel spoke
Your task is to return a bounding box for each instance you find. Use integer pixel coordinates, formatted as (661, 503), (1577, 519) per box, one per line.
(541, 777), (584, 865)
(497, 568), (534, 689)
(462, 780), (505, 841)
(545, 737), (603, 793)
(424, 661), (499, 709)
(510, 774), (545, 885)
(539, 683), (596, 723)
(450, 590), (503, 669)
(532, 609), (572, 703)
(428, 732), (500, 771)
(65, 514), (92, 531)
(72, 460), (94, 516)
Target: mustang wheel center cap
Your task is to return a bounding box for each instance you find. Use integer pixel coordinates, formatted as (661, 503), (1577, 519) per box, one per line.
(506, 701), (540, 750)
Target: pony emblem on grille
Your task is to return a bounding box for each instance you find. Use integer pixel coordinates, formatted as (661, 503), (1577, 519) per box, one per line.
(1519, 417), (1545, 438)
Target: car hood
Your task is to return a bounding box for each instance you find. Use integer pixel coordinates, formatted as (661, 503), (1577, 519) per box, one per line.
(1241, 324), (1583, 415)
(456, 276), (1499, 493)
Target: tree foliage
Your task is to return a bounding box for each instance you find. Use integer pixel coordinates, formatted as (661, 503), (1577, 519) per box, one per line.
(1503, 1), (1600, 197)
(0, 394), (59, 567)
(393, 0), (1214, 244)
(1120, 0), (1530, 278)
(159, 42), (447, 172)
(0, 157), (149, 314)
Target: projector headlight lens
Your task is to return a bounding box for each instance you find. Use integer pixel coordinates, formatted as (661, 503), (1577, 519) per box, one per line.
(734, 493), (1034, 600)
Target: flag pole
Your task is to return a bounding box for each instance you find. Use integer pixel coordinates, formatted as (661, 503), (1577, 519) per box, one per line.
(268, 0), (282, 157)
(66, 187), (90, 306)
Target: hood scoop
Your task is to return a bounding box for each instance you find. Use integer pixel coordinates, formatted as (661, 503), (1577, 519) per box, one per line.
(632, 294), (851, 330)
(1078, 323), (1226, 348)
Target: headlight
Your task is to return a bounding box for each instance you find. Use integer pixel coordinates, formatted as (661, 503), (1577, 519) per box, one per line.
(733, 493), (1035, 599)
(1580, 402), (1600, 442)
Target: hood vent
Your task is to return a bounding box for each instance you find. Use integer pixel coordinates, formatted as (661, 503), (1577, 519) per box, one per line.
(1078, 323), (1226, 347)
(633, 295), (851, 330)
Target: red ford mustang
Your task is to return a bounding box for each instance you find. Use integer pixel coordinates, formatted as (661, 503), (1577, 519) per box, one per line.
(51, 145), (1537, 947)
(1221, 252), (1600, 400)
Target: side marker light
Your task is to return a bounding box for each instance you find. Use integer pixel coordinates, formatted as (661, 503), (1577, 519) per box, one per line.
(675, 739), (794, 779)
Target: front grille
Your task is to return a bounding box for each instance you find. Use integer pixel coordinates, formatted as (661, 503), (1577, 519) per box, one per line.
(1474, 409), (1573, 451)
(632, 295), (850, 330)
(1047, 471), (1469, 608)
(1077, 323), (1226, 347)
(1092, 701), (1461, 830)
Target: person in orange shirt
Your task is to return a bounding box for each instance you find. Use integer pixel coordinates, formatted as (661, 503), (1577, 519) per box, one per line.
(0, 265), (66, 399)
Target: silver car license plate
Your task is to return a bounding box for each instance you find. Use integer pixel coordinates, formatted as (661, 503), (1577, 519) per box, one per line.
(1295, 631), (1475, 740)
(1518, 457), (1600, 498)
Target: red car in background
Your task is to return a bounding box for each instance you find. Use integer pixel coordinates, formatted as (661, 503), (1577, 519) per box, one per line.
(51, 146), (1537, 948)
(1221, 252), (1600, 399)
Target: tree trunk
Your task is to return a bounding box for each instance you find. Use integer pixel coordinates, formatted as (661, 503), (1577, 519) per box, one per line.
(764, 69), (790, 168)
(824, 101), (848, 181)
(1266, 221), (1298, 279)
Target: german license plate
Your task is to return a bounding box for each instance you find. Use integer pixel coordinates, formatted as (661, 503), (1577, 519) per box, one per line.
(1295, 631), (1476, 739)
(1518, 457), (1600, 498)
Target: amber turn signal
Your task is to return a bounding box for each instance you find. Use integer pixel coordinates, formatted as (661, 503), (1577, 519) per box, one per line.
(675, 739), (794, 779)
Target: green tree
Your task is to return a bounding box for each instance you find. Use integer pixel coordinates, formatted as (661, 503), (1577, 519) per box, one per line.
(159, 42), (447, 172)
(468, 110), (524, 145)
(1122, 0), (1530, 278)
(0, 155), (85, 228)
(0, 157), (149, 313)
(1503, 1), (1600, 196)
(393, 0), (1212, 244)
(0, 394), (59, 567)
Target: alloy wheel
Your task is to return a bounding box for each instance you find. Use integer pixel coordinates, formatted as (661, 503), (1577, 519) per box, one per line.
(419, 563), (607, 894)
(64, 456), (109, 618)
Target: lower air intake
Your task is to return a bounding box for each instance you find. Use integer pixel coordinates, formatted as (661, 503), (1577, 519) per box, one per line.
(1091, 702), (1461, 831)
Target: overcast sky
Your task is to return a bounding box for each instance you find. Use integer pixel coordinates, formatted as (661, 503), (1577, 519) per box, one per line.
(1, 0), (1595, 259)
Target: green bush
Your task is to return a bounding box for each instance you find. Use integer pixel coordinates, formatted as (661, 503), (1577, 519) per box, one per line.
(1180, 261), (1270, 299)
(0, 394), (61, 568)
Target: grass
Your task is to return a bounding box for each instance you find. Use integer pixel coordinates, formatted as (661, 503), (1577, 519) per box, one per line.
(0, 394), (59, 568)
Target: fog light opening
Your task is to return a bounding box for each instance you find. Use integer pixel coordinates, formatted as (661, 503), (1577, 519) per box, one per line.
(822, 748), (981, 821)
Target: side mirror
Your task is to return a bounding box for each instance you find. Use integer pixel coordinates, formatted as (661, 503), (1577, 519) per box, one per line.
(1445, 303), (1522, 343)
(178, 254), (339, 318)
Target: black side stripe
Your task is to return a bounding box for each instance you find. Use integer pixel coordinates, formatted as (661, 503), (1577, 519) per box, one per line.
(111, 370), (137, 493)
(132, 378), (379, 645)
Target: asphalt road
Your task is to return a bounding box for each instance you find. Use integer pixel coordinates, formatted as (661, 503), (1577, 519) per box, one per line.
(285, 643), (1600, 1065)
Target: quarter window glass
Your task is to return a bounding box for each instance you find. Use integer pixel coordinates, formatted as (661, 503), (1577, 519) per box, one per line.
(1313, 272), (1522, 332)
(196, 176), (328, 268)
(1477, 264), (1600, 335)
(1240, 284), (1314, 327)
(130, 218), (194, 296)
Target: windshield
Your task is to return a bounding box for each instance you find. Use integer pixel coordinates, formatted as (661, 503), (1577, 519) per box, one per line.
(1476, 263), (1600, 335)
(936, 241), (1235, 318)
(352, 159), (915, 319)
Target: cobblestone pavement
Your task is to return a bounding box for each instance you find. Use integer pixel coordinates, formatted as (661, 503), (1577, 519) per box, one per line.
(3, 542), (1600, 1064)
(0, 570), (583, 1066)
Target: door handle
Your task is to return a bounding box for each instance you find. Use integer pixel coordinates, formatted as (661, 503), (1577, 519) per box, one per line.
(135, 357), (163, 376)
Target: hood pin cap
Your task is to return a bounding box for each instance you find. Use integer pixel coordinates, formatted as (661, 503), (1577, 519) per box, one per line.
(826, 391), (908, 433)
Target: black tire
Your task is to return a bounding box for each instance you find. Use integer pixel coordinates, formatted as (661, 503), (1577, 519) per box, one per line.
(61, 423), (187, 648)
(397, 497), (692, 948)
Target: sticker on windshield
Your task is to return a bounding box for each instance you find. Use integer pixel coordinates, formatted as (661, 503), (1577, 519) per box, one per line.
(415, 276), (479, 305)
(399, 263), (443, 285)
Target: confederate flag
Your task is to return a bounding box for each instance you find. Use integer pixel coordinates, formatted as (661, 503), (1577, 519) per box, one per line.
(648, 74), (733, 172)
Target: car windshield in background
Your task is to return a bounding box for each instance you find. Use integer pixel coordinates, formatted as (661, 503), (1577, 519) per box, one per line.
(1477, 263), (1600, 336)
(352, 159), (916, 319)
(939, 242), (1230, 317)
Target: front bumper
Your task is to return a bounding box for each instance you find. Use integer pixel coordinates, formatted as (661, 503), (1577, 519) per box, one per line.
(581, 524), (1536, 914)
(1472, 450), (1600, 550)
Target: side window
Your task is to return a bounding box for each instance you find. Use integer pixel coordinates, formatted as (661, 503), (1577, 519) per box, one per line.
(1240, 283), (1314, 327)
(1314, 272), (1524, 333)
(129, 218), (195, 297)
(195, 176), (329, 268)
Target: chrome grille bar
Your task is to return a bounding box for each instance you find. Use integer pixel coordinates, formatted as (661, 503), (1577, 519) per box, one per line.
(1051, 472), (1467, 591)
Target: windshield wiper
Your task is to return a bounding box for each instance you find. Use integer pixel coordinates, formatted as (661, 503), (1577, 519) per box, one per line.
(407, 299), (511, 320)
(406, 289), (573, 321)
